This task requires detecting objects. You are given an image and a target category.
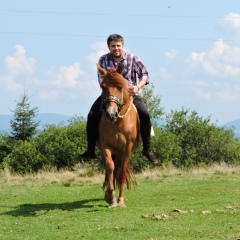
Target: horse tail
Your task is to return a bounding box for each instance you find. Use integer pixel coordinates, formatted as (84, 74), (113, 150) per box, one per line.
(102, 161), (137, 191)
(116, 162), (137, 190)
(102, 172), (109, 190)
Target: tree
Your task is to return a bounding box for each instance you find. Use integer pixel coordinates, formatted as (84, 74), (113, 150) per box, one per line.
(139, 83), (164, 126)
(10, 90), (40, 141)
(0, 132), (11, 164)
(130, 84), (164, 170)
(164, 107), (240, 167)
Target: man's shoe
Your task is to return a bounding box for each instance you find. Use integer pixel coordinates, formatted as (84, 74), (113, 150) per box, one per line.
(80, 150), (96, 159)
(142, 150), (158, 164)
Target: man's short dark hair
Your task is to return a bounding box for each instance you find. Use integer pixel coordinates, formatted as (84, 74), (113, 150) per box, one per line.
(107, 34), (124, 46)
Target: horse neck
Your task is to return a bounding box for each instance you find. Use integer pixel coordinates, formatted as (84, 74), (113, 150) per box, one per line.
(120, 93), (132, 115)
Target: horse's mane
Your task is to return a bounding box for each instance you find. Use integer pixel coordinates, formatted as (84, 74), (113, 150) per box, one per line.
(104, 68), (129, 104)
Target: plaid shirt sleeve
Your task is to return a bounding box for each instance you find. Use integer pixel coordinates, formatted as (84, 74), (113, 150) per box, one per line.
(132, 54), (149, 85)
(97, 55), (106, 84)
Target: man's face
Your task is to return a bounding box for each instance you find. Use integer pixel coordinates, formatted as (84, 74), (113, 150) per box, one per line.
(108, 41), (124, 59)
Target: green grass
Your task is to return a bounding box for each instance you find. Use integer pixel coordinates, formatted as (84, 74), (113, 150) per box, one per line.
(0, 166), (239, 240)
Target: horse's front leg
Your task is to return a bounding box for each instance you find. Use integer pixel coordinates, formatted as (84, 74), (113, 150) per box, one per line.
(118, 147), (132, 208)
(102, 149), (117, 207)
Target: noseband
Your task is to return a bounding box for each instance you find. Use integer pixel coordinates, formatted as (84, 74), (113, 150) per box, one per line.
(102, 90), (133, 122)
(102, 91), (124, 114)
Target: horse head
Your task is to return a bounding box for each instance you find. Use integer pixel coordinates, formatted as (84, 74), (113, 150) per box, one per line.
(97, 63), (128, 123)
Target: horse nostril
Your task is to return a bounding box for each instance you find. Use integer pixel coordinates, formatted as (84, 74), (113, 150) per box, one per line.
(105, 109), (118, 122)
(105, 111), (110, 119)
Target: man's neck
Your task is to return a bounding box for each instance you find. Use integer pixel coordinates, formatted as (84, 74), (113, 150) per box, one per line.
(113, 56), (122, 63)
(114, 57), (122, 63)
(111, 51), (124, 63)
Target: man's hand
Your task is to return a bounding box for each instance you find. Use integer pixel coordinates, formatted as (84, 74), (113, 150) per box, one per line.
(128, 86), (139, 96)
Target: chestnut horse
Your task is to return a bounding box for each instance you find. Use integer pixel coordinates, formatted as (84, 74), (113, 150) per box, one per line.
(97, 63), (142, 208)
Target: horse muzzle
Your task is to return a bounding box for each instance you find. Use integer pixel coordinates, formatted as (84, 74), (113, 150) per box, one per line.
(105, 106), (118, 123)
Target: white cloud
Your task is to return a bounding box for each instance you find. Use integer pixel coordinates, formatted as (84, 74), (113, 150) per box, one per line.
(223, 13), (240, 33)
(85, 41), (108, 68)
(0, 45), (35, 93)
(5, 45), (36, 76)
(0, 75), (23, 92)
(43, 62), (85, 88)
(39, 90), (58, 100)
(187, 80), (209, 87)
(215, 89), (240, 102)
(194, 88), (211, 100)
(191, 52), (205, 62)
(159, 26), (240, 107)
(55, 63), (84, 87)
(190, 39), (240, 77)
(164, 49), (178, 59)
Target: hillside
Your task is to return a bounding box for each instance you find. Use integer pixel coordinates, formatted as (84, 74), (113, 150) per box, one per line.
(0, 113), (73, 133)
(1, 114), (240, 137)
(221, 119), (240, 137)
(156, 119), (240, 138)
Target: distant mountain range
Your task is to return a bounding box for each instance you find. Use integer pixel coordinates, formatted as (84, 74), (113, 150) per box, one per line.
(155, 119), (240, 138)
(220, 119), (240, 137)
(1, 113), (240, 137)
(0, 113), (73, 133)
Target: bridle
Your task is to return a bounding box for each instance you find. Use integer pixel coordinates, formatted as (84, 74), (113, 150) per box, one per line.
(102, 92), (123, 113)
(101, 89), (133, 121)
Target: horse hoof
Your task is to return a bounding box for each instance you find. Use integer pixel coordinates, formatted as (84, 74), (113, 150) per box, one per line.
(104, 191), (116, 205)
(108, 203), (118, 208)
(118, 203), (126, 208)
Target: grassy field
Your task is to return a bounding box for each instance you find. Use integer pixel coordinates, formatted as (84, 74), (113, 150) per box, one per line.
(0, 164), (240, 240)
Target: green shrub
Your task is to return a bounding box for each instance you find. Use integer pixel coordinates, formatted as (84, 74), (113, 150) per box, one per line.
(1, 115), (88, 173)
(0, 133), (11, 165)
(35, 115), (87, 169)
(3, 140), (44, 174)
(1, 109), (240, 173)
(163, 108), (240, 167)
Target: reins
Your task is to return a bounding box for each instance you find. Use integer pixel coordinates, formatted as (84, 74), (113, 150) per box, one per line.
(118, 96), (133, 119)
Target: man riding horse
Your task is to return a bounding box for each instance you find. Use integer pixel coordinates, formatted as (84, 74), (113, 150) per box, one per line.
(80, 34), (157, 164)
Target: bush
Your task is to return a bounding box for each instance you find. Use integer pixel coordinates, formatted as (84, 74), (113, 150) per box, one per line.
(0, 133), (12, 165)
(1, 109), (240, 173)
(35, 115), (87, 169)
(163, 108), (240, 167)
(1, 115), (88, 173)
(151, 127), (182, 167)
(2, 139), (44, 174)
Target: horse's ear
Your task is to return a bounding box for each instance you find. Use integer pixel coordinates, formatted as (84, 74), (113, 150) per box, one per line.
(116, 62), (123, 74)
(96, 63), (107, 77)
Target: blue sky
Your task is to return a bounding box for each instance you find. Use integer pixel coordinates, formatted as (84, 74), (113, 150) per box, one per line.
(1, 0), (240, 125)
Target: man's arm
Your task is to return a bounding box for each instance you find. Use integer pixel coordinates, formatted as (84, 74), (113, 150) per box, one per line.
(128, 55), (149, 95)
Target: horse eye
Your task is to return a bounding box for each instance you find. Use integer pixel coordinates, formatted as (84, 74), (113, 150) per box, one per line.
(100, 83), (106, 89)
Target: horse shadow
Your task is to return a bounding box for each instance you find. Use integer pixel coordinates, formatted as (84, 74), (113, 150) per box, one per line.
(0, 198), (106, 217)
